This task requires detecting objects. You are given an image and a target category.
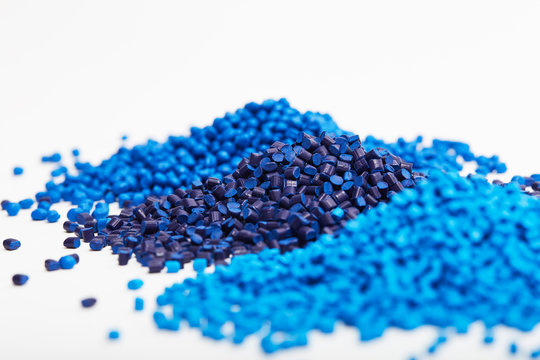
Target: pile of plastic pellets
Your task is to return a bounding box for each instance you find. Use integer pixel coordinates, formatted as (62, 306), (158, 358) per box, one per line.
(2, 98), (540, 359)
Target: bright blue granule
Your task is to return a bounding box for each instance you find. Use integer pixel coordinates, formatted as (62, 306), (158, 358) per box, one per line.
(127, 279), (144, 290)
(108, 330), (120, 340)
(153, 171), (540, 353)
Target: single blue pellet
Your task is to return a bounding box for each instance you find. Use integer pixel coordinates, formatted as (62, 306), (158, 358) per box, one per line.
(193, 258), (207, 272)
(330, 175), (344, 186)
(5, 202), (21, 216)
(81, 298), (97, 308)
(38, 201), (51, 210)
(12, 274), (29, 286)
(42, 153), (61, 163)
(59, 255), (77, 269)
(509, 342), (518, 355)
(44, 259), (60, 271)
(13, 166), (24, 175)
(89, 238), (104, 251)
(72, 149), (80, 156)
(331, 207), (344, 221)
(18, 198), (34, 209)
(165, 260), (181, 273)
(108, 330), (120, 340)
(47, 210), (60, 223)
(31, 208), (48, 221)
(127, 279), (144, 290)
(135, 297), (144, 311)
(3, 238), (21, 251)
(63, 237), (81, 249)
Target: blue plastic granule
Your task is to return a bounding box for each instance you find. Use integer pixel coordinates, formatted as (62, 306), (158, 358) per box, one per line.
(82, 132), (420, 272)
(193, 258), (207, 273)
(483, 328), (494, 345)
(44, 259), (60, 271)
(127, 279), (144, 290)
(153, 171), (540, 353)
(47, 210), (60, 223)
(89, 238), (104, 251)
(3, 238), (21, 251)
(41, 153), (61, 163)
(108, 330), (120, 340)
(5, 202), (21, 216)
(31, 208), (48, 221)
(13, 166), (23, 175)
(135, 297), (144, 311)
(38, 201), (51, 210)
(18, 198), (34, 209)
(165, 260), (181, 273)
(59, 255), (77, 269)
(12, 274), (29, 286)
(81, 298), (97, 308)
(509, 342), (518, 355)
(63, 237), (80, 249)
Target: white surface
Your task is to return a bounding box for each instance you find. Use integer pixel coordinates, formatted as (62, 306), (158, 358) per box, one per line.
(1, 1), (540, 359)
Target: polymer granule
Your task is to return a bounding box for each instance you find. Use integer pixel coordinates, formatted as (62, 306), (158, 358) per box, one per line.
(79, 132), (421, 272)
(153, 171), (540, 353)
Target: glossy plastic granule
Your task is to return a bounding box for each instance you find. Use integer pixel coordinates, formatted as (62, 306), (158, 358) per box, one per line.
(153, 171), (540, 353)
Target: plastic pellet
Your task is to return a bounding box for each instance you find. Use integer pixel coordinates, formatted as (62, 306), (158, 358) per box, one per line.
(59, 255), (77, 269)
(127, 279), (144, 290)
(41, 153), (61, 163)
(108, 330), (120, 340)
(3, 238), (21, 251)
(5, 202), (21, 216)
(89, 238), (104, 251)
(193, 258), (207, 273)
(44, 259), (60, 271)
(13, 166), (23, 175)
(81, 298), (97, 308)
(31, 208), (48, 221)
(18, 198), (34, 209)
(134, 297), (144, 311)
(12, 274), (29, 286)
(47, 210), (60, 223)
(509, 342), (518, 355)
(63, 237), (81, 249)
(165, 260), (181, 273)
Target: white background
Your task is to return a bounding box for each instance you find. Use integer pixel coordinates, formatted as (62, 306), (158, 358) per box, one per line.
(1, 1), (539, 359)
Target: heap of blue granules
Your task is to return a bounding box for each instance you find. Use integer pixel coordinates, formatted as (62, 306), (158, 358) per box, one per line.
(70, 132), (422, 272)
(2, 99), (507, 222)
(153, 171), (540, 353)
(5, 99), (344, 215)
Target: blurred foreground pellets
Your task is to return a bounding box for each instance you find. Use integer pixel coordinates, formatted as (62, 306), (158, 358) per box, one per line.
(83, 132), (422, 272)
(153, 171), (540, 353)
